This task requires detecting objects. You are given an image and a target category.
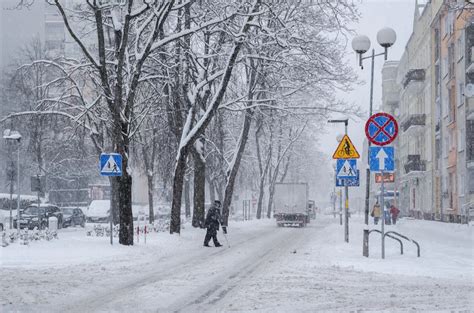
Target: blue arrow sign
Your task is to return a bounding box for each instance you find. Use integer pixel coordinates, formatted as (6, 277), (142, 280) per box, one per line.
(336, 159), (357, 179)
(369, 147), (394, 172)
(336, 170), (360, 187)
(100, 153), (122, 176)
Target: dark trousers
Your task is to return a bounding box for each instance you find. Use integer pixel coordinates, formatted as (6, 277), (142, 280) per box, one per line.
(374, 217), (380, 225)
(204, 227), (220, 246)
(392, 217), (397, 225)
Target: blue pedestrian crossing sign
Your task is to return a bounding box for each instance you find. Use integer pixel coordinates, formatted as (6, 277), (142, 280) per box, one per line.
(336, 159), (358, 179)
(100, 153), (122, 176)
(336, 170), (360, 187)
(369, 147), (394, 172)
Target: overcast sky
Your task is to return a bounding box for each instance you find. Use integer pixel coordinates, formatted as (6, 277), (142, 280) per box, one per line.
(320, 0), (415, 158)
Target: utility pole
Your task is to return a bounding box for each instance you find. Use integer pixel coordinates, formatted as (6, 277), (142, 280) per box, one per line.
(344, 121), (349, 243)
(328, 119), (351, 241)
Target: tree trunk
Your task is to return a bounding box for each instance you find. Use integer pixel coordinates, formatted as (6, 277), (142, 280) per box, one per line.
(191, 147), (206, 228)
(184, 177), (191, 219)
(170, 148), (188, 234)
(147, 174), (155, 224)
(117, 172), (133, 245)
(206, 175), (216, 203)
(267, 184), (275, 219)
(222, 108), (253, 225)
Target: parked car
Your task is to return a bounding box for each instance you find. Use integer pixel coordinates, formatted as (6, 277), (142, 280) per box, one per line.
(86, 200), (110, 223)
(61, 207), (86, 228)
(13, 204), (63, 230)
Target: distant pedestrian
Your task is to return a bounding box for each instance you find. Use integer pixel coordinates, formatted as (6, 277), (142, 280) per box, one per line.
(371, 201), (381, 225)
(203, 200), (226, 247)
(390, 203), (400, 225)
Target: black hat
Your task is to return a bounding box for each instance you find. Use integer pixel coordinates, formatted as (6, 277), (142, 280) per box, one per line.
(214, 200), (221, 206)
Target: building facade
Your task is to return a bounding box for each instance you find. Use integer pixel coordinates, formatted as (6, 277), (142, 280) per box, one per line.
(382, 0), (473, 222)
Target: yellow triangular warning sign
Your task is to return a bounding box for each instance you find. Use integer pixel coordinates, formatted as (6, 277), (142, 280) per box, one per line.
(332, 135), (360, 159)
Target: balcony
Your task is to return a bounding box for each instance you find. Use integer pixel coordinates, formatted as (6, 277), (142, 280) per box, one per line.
(402, 69), (425, 89)
(401, 114), (426, 133)
(404, 155), (427, 175)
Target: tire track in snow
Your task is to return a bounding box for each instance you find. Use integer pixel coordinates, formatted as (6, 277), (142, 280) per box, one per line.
(170, 224), (319, 313)
(59, 224), (280, 313)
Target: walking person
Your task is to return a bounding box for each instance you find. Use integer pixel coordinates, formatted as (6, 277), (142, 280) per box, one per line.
(203, 200), (227, 247)
(390, 203), (400, 225)
(371, 201), (381, 225)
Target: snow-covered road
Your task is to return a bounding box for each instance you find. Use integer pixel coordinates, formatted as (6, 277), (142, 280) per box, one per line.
(1, 216), (473, 312)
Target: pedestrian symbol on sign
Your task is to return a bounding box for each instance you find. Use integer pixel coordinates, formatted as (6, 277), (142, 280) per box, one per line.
(336, 159), (357, 179)
(100, 153), (122, 176)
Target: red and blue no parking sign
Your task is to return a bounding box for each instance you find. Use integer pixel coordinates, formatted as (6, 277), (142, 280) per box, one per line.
(365, 113), (398, 146)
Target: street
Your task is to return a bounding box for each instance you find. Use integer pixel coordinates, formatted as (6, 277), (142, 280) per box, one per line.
(1, 216), (472, 312)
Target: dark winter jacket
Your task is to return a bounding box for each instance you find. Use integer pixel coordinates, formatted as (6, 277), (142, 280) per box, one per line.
(205, 206), (222, 231)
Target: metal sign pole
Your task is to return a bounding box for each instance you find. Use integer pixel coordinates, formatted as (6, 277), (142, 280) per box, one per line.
(110, 207), (113, 245)
(345, 183), (349, 242)
(381, 170), (385, 259)
(339, 190), (343, 225)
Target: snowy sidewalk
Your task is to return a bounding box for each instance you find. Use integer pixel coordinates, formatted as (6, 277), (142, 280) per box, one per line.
(1, 216), (473, 312)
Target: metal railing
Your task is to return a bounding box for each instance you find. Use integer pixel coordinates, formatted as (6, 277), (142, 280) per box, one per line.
(369, 229), (403, 255)
(368, 229), (420, 257)
(385, 231), (420, 257)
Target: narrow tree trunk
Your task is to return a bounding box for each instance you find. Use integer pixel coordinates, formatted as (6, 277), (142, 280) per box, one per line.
(147, 174), (154, 224)
(191, 147), (206, 228)
(184, 177), (191, 218)
(118, 171), (133, 245)
(170, 148), (188, 234)
(222, 109), (253, 225)
(267, 185), (275, 219)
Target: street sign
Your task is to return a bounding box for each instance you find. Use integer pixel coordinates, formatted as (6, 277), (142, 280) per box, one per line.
(336, 159), (357, 179)
(100, 153), (122, 176)
(369, 146), (394, 172)
(336, 170), (360, 187)
(365, 113), (399, 146)
(375, 172), (395, 183)
(332, 135), (360, 159)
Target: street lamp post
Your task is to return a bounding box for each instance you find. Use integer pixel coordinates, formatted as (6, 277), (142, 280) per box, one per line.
(328, 119), (350, 242)
(3, 129), (22, 235)
(352, 27), (396, 257)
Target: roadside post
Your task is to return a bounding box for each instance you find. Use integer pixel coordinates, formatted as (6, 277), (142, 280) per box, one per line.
(99, 153), (123, 245)
(329, 119), (360, 243)
(365, 113), (398, 258)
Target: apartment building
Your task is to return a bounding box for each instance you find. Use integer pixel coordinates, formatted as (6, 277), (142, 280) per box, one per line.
(396, 2), (434, 219)
(382, 0), (473, 222)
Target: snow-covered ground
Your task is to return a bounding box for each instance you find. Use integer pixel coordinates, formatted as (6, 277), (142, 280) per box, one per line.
(0, 215), (472, 312)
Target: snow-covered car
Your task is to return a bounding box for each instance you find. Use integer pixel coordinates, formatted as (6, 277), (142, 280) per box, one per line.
(86, 200), (110, 223)
(13, 204), (63, 230)
(61, 207), (86, 228)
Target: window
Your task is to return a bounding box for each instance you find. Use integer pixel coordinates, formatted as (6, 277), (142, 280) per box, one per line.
(467, 120), (474, 161)
(448, 87), (456, 123)
(457, 34), (465, 61)
(448, 44), (455, 78)
(449, 129), (456, 151)
(459, 174), (465, 197)
(469, 169), (474, 194)
(458, 83), (464, 107)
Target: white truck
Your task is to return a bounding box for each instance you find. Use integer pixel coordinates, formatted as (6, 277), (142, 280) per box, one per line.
(273, 183), (310, 227)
